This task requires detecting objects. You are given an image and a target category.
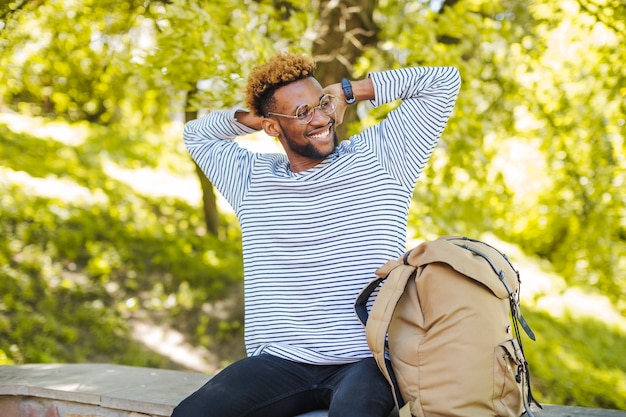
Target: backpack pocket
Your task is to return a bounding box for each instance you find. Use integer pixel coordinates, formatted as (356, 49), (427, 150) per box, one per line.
(493, 340), (524, 417)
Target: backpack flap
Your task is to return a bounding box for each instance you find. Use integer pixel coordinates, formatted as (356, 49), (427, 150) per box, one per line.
(405, 237), (536, 341)
(403, 236), (520, 300)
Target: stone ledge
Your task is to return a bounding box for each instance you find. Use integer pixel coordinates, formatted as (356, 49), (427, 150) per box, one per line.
(0, 364), (624, 417)
(0, 363), (208, 417)
(0, 364), (327, 417)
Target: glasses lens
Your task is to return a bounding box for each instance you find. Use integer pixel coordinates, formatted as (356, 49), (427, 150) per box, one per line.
(320, 95), (337, 114)
(295, 104), (313, 122)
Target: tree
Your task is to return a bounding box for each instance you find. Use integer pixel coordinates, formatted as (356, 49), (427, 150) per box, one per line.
(361, 0), (625, 308)
(1, 0), (623, 306)
(146, 0), (311, 235)
(503, 0), (625, 306)
(0, 0), (169, 124)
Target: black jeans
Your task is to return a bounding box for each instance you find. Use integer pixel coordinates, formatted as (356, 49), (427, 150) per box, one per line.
(171, 354), (395, 417)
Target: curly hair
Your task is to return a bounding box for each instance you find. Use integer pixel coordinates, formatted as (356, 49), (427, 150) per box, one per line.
(245, 52), (316, 117)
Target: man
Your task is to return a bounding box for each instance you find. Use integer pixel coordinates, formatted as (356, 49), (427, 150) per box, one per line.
(172, 52), (460, 417)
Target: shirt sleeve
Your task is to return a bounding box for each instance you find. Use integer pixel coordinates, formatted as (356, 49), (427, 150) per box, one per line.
(361, 66), (461, 189)
(183, 109), (258, 211)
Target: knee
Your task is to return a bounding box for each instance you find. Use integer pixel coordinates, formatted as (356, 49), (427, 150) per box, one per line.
(170, 402), (186, 417)
(170, 397), (198, 417)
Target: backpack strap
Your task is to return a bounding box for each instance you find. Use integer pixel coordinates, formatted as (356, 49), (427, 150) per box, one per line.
(355, 263), (417, 410)
(354, 276), (385, 328)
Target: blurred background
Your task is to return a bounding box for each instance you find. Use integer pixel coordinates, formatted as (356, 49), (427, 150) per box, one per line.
(0, 0), (624, 409)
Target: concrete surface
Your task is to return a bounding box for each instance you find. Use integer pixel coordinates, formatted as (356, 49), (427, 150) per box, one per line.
(0, 364), (624, 417)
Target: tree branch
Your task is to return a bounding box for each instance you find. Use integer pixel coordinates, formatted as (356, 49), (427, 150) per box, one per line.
(577, 0), (625, 34)
(1, 0), (31, 22)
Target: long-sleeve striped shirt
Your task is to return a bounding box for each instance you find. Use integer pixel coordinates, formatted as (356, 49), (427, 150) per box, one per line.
(184, 66), (461, 365)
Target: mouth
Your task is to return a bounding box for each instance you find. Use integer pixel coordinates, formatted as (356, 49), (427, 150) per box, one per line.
(306, 123), (334, 142)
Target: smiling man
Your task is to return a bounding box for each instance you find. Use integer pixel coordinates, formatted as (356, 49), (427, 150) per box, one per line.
(173, 52), (460, 417)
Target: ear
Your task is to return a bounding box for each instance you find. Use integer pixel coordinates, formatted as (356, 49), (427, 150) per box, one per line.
(262, 117), (281, 137)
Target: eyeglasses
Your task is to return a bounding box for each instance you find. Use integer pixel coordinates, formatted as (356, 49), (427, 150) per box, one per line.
(267, 94), (338, 125)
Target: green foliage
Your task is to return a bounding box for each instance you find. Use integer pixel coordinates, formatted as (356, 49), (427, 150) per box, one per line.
(498, 1), (626, 309)
(0, 119), (245, 367)
(1, 0), (625, 410)
(522, 310), (626, 410)
(360, 0), (625, 313)
(0, 0), (170, 124)
(147, 0), (311, 111)
(361, 0), (536, 240)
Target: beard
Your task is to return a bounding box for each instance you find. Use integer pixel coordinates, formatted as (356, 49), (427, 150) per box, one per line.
(284, 131), (339, 160)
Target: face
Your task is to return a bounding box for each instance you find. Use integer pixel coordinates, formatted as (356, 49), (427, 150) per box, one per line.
(264, 77), (338, 172)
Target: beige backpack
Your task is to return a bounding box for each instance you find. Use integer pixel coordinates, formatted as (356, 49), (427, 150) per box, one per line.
(355, 236), (540, 417)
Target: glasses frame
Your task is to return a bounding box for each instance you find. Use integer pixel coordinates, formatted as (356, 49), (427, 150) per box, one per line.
(267, 94), (338, 125)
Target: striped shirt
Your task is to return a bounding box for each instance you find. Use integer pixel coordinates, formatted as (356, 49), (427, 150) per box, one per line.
(184, 66), (461, 365)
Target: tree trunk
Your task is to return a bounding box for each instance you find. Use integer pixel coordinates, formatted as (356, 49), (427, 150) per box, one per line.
(185, 89), (220, 237)
(312, 0), (379, 140)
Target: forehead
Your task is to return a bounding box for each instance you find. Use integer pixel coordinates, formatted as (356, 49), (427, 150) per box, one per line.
(273, 77), (324, 110)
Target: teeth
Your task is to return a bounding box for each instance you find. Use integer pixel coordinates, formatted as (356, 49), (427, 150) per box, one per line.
(310, 128), (330, 139)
